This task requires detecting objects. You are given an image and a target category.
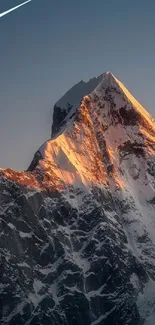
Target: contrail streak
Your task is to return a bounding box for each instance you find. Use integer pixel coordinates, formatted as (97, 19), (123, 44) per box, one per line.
(0, 0), (31, 18)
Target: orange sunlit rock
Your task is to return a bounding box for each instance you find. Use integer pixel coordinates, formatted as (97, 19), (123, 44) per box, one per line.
(1, 72), (155, 192)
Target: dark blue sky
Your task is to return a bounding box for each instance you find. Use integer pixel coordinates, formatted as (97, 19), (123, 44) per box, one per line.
(0, 0), (155, 170)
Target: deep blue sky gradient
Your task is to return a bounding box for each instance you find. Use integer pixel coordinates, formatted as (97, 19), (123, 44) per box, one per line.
(0, 0), (155, 169)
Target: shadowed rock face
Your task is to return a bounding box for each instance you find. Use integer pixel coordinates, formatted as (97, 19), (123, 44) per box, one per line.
(51, 74), (103, 137)
(1, 72), (155, 325)
(0, 180), (146, 325)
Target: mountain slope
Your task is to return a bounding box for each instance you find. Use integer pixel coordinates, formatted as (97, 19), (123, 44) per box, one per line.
(1, 72), (155, 324)
(52, 74), (103, 136)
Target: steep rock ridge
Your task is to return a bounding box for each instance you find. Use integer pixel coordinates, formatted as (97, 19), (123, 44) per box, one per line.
(1, 72), (155, 325)
(52, 74), (103, 136)
(26, 72), (155, 190)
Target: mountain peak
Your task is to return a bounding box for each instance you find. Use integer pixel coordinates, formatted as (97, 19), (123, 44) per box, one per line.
(51, 70), (155, 144)
(1, 71), (155, 325)
(104, 71), (114, 77)
(99, 71), (119, 89)
(51, 74), (103, 136)
(51, 71), (118, 136)
(103, 71), (113, 76)
(32, 70), (155, 189)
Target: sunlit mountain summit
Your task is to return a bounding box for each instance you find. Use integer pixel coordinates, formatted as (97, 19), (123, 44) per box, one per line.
(1, 72), (155, 325)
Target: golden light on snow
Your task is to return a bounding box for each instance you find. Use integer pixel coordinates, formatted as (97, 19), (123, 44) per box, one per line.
(1, 72), (155, 192)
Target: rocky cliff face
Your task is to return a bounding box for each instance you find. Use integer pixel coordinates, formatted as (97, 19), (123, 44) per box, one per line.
(1, 72), (155, 325)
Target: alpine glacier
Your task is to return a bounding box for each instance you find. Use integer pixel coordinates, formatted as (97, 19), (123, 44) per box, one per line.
(1, 72), (155, 325)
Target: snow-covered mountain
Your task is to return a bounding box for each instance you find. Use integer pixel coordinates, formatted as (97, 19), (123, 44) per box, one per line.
(1, 72), (155, 325)
(52, 74), (103, 136)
